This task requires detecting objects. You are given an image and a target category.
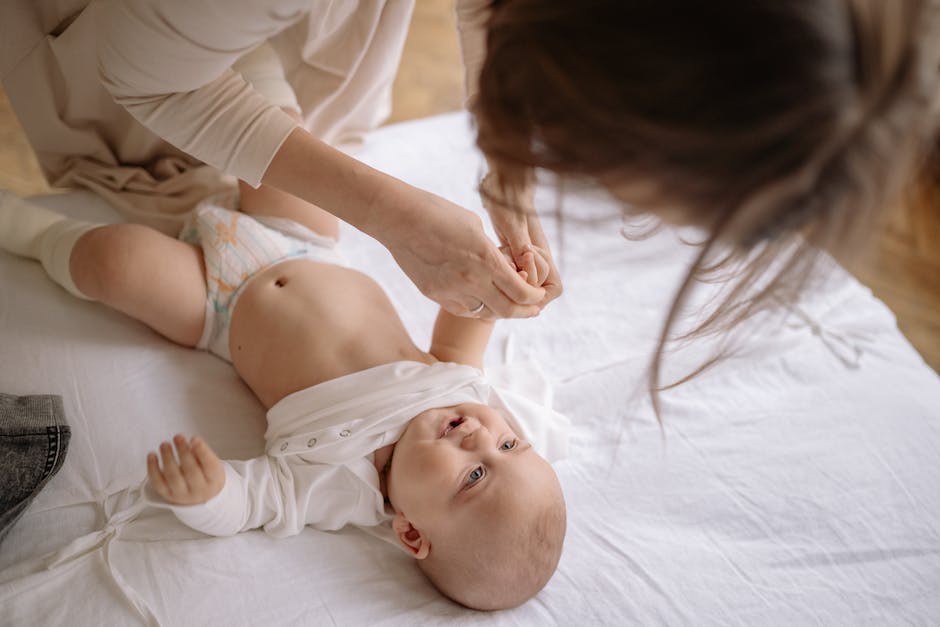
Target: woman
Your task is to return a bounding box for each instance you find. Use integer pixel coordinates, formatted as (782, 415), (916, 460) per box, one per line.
(473, 0), (940, 398)
(3, 1), (937, 342)
(2, 0), (557, 320)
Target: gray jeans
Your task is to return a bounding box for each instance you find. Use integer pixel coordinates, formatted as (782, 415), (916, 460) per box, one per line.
(0, 393), (70, 542)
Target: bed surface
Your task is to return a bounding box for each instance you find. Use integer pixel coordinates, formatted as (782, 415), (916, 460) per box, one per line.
(2, 112), (939, 625)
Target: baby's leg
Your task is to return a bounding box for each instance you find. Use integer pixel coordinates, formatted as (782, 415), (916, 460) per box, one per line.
(70, 225), (207, 347)
(237, 109), (339, 239)
(0, 193), (207, 346)
(238, 179), (339, 240)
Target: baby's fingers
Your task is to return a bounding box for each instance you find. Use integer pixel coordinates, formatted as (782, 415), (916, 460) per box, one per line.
(519, 251), (538, 286)
(159, 441), (187, 495)
(147, 452), (170, 498)
(192, 437), (225, 495)
(191, 436), (220, 468)
(174, 434), (206, 490)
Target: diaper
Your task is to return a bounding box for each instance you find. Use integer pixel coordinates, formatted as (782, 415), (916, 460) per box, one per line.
(179, 203), (346, 362)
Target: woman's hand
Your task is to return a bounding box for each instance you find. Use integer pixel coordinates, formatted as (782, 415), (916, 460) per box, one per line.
(147, 434), (225, 506)
(480, 174), (563, 306)
(375, 187), (548, 319)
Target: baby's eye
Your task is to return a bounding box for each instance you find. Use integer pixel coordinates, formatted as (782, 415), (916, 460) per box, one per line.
(499, 439), (518, 451)
(466, 466), (485, 485)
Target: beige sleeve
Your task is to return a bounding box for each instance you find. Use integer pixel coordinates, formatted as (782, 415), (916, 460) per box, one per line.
(455, 0), (492, 105)
(231, 42), (301, 115)
(96, 0), (306, 187)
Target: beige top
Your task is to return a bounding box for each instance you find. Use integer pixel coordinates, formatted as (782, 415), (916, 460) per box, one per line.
(0, 0), (491, 233)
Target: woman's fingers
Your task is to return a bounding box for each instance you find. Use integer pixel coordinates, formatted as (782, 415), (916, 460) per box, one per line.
(489, 265), (544, 313)
(523, 224), (564, 307)
(479, 280), (542, 319)
(483, 178), (535, 261)
(539, 272), (563, 307)
(447, 247), (543, 319)
(482, 178), (563, 310)
(535, 252), (563, 307)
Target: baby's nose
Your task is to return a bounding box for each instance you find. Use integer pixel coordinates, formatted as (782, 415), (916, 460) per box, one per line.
(459, 422), (490, 450)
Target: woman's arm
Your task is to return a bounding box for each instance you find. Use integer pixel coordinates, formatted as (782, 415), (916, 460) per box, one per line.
(263, 127), (545, 318)
(97, 0), (304, 186)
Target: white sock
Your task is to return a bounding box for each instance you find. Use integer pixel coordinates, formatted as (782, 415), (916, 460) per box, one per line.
(38, 220), (99, 300)
(0, 191), (97, 299)
(0, 191), (67, 258)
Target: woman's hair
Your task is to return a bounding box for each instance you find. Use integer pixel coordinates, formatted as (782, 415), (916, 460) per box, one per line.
(474, 0), (940, 412)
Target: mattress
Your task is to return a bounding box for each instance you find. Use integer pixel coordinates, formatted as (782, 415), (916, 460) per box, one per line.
(1, 112), (939, 625)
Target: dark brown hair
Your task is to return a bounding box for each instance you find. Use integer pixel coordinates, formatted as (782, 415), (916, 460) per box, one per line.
(474, 0), (940, 412)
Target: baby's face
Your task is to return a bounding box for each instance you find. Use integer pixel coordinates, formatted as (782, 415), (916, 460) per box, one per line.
(387, 403), (555, 535)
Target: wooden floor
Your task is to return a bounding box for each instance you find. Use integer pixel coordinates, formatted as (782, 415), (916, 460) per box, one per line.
(2, 0), (938, 372)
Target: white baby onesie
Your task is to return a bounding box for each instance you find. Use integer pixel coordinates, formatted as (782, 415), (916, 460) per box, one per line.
(146, 360), (570, 539)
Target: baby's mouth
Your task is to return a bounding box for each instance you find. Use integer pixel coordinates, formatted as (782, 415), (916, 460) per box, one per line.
(440, 416), (465, 438)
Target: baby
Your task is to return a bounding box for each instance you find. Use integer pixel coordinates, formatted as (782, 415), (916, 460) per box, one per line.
(0, 182), (567, 610)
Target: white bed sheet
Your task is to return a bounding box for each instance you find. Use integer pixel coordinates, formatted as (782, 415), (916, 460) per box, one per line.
(1, 112), (939, 625)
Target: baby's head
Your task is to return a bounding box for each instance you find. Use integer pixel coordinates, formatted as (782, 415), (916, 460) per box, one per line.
(387, 402), (566, 610)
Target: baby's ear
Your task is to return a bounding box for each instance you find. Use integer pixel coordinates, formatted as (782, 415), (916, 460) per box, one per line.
(392, 511), (431, 559)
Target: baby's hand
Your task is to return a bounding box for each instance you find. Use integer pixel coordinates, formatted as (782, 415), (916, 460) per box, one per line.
(500, 244), (552, 288)
(147, 434), (225, 505)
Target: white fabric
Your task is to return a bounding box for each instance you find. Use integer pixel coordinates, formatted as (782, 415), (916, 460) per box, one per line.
(0, 190), (67, 258)
(147, 360), (569, 539)
(36, 220), (98, 301)
(0, 191), (94, 299)
(1, 113), (939, 625)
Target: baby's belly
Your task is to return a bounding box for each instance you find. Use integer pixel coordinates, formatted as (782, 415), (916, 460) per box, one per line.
(228, 258), (430, 408)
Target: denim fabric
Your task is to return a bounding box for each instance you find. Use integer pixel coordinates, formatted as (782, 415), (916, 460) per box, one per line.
(0, 393), (70, 542)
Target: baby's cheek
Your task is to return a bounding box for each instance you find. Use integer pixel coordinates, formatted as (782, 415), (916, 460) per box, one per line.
(415, 448), (450, 476)
(396, 446), (443, 481)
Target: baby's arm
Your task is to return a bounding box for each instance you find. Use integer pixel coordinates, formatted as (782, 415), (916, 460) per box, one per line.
(146, 436), (373, 536)
(146, 436), (283, 536)
(429, 247), (548, 367)
(147, 434), (225, 505)
(429, 311), (495, 369)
